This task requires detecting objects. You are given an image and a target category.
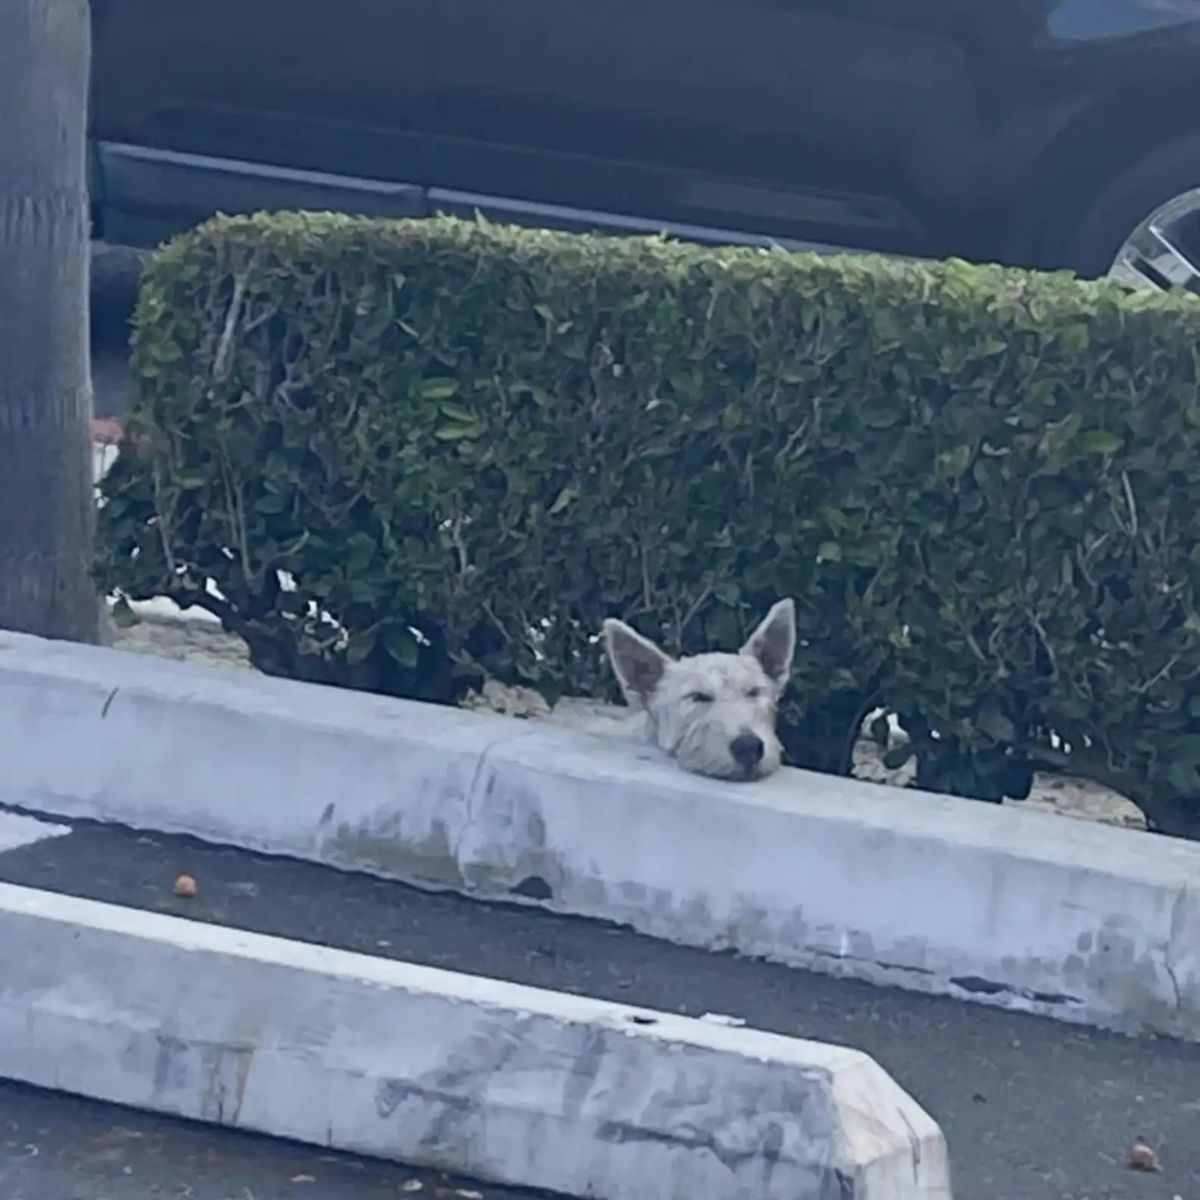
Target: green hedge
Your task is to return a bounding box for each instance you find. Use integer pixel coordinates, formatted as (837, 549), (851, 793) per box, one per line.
(97, 213), (1200, 836)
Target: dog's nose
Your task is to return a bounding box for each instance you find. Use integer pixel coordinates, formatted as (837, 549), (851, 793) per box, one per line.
(730, 733), (765, 769)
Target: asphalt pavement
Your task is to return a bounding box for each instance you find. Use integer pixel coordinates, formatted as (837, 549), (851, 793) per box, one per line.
(0, 808), (1197, 1200)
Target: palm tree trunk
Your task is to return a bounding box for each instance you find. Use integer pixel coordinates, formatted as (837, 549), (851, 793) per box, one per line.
(0, 0), (99, 643)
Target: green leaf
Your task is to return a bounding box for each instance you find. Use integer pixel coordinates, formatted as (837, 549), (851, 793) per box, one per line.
(384, 624), (421, 670)
(819, 505), (851, 534)
(110, 596), (138, 629)
(1075, 429), (1122, 456)
(975, 703), (1016, 744)
(346, 533), (376, 572)
(434, 422), (482, 441)
(936, 444), (972, 479)
(1058, 323), (1090, 353)
(419, 377), (459, 401)
(254, 493), (287, 514)
(438, 401), (476, 422)
(345, 628), (378, 667)
(548, 486), (578, 516)
(1167, 760), (1199, 795)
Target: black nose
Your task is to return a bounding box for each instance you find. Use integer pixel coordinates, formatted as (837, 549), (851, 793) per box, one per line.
(730, 733), (765, 769)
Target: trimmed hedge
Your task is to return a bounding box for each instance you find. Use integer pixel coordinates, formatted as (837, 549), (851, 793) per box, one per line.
(97, 213), (1200, 836)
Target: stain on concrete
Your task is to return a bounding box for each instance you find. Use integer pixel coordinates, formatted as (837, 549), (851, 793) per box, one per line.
(199, 1041), (255, 1126)
(330, 813), (465, 891)
(152, 1034), (190, 1094)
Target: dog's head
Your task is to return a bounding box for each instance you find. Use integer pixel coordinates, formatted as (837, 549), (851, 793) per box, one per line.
(601, 599), (796, 781)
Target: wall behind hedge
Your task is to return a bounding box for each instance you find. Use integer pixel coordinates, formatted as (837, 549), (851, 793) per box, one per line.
(97, 213), (1200, 835)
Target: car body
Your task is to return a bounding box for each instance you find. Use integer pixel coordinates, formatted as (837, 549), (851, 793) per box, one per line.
(89, 0), (1200, 288)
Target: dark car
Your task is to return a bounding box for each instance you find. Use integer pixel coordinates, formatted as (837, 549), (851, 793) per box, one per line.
(89, 0), (1200, 289)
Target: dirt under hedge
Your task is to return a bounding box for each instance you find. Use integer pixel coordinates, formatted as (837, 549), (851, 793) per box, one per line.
(97, 213), (1200, 836)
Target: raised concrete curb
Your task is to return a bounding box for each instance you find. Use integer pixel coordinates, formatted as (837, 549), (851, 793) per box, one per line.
(0, 882), (950, 1199)
(2, 631), (1199, 1040)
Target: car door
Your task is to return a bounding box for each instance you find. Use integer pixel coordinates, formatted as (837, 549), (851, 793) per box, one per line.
(91, 0), (434, 244)
(422, 0), (988, 255)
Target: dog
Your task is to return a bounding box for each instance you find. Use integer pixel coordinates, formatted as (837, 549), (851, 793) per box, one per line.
(600, 598), (796, 780)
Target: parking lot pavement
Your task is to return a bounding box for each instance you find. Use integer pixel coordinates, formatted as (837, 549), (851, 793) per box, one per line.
(0, 1080), (543, 1200)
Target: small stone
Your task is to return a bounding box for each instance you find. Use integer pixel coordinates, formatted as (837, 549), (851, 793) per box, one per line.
(401, 1182), (423, 1193)
(1127, 1137), (1160, 1173)
(172, 874), (198, 898)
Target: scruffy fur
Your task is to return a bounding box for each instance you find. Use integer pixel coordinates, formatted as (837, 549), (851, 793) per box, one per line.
(601, 599), (796, 781)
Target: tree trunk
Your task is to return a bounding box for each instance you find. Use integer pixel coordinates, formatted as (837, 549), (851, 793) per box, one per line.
(0, 0), (99, 643)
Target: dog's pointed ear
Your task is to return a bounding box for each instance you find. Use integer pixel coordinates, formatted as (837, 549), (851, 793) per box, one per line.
(740, 598), (796, 685)
(602, 618), (672, 707)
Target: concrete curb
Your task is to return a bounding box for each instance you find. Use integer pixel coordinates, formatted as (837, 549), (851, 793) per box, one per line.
(0, 881), (951, 1199)
(2, 632), (1199, 1040)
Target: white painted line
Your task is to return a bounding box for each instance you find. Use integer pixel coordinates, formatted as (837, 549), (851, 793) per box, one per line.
(1, 630), (1197, 1041)
(0, 811), (70, 854)
(0, 882), (950, 1199)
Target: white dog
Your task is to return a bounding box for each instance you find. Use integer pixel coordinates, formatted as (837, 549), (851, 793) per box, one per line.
(600, 599), (796, 780)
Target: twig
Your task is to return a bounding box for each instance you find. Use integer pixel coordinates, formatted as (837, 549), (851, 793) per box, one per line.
(1135, 653), (1181, 696)
(213, 272), (249, 381)
(676, 584), (714, 645)
(1122, 470), (1139, 538)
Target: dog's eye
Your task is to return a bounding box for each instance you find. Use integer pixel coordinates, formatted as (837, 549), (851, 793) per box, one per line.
(687, 691), (714, 704)
(746, 687), (764, 699)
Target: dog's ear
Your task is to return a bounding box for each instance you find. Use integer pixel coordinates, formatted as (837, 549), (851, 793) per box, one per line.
(740, 598), (796, 685)
(602, 618), (672, 707)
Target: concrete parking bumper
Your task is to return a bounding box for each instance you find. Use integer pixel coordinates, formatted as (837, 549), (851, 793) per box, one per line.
(2, 630), (1199, 1040)
(0, 882), (950, 1200)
